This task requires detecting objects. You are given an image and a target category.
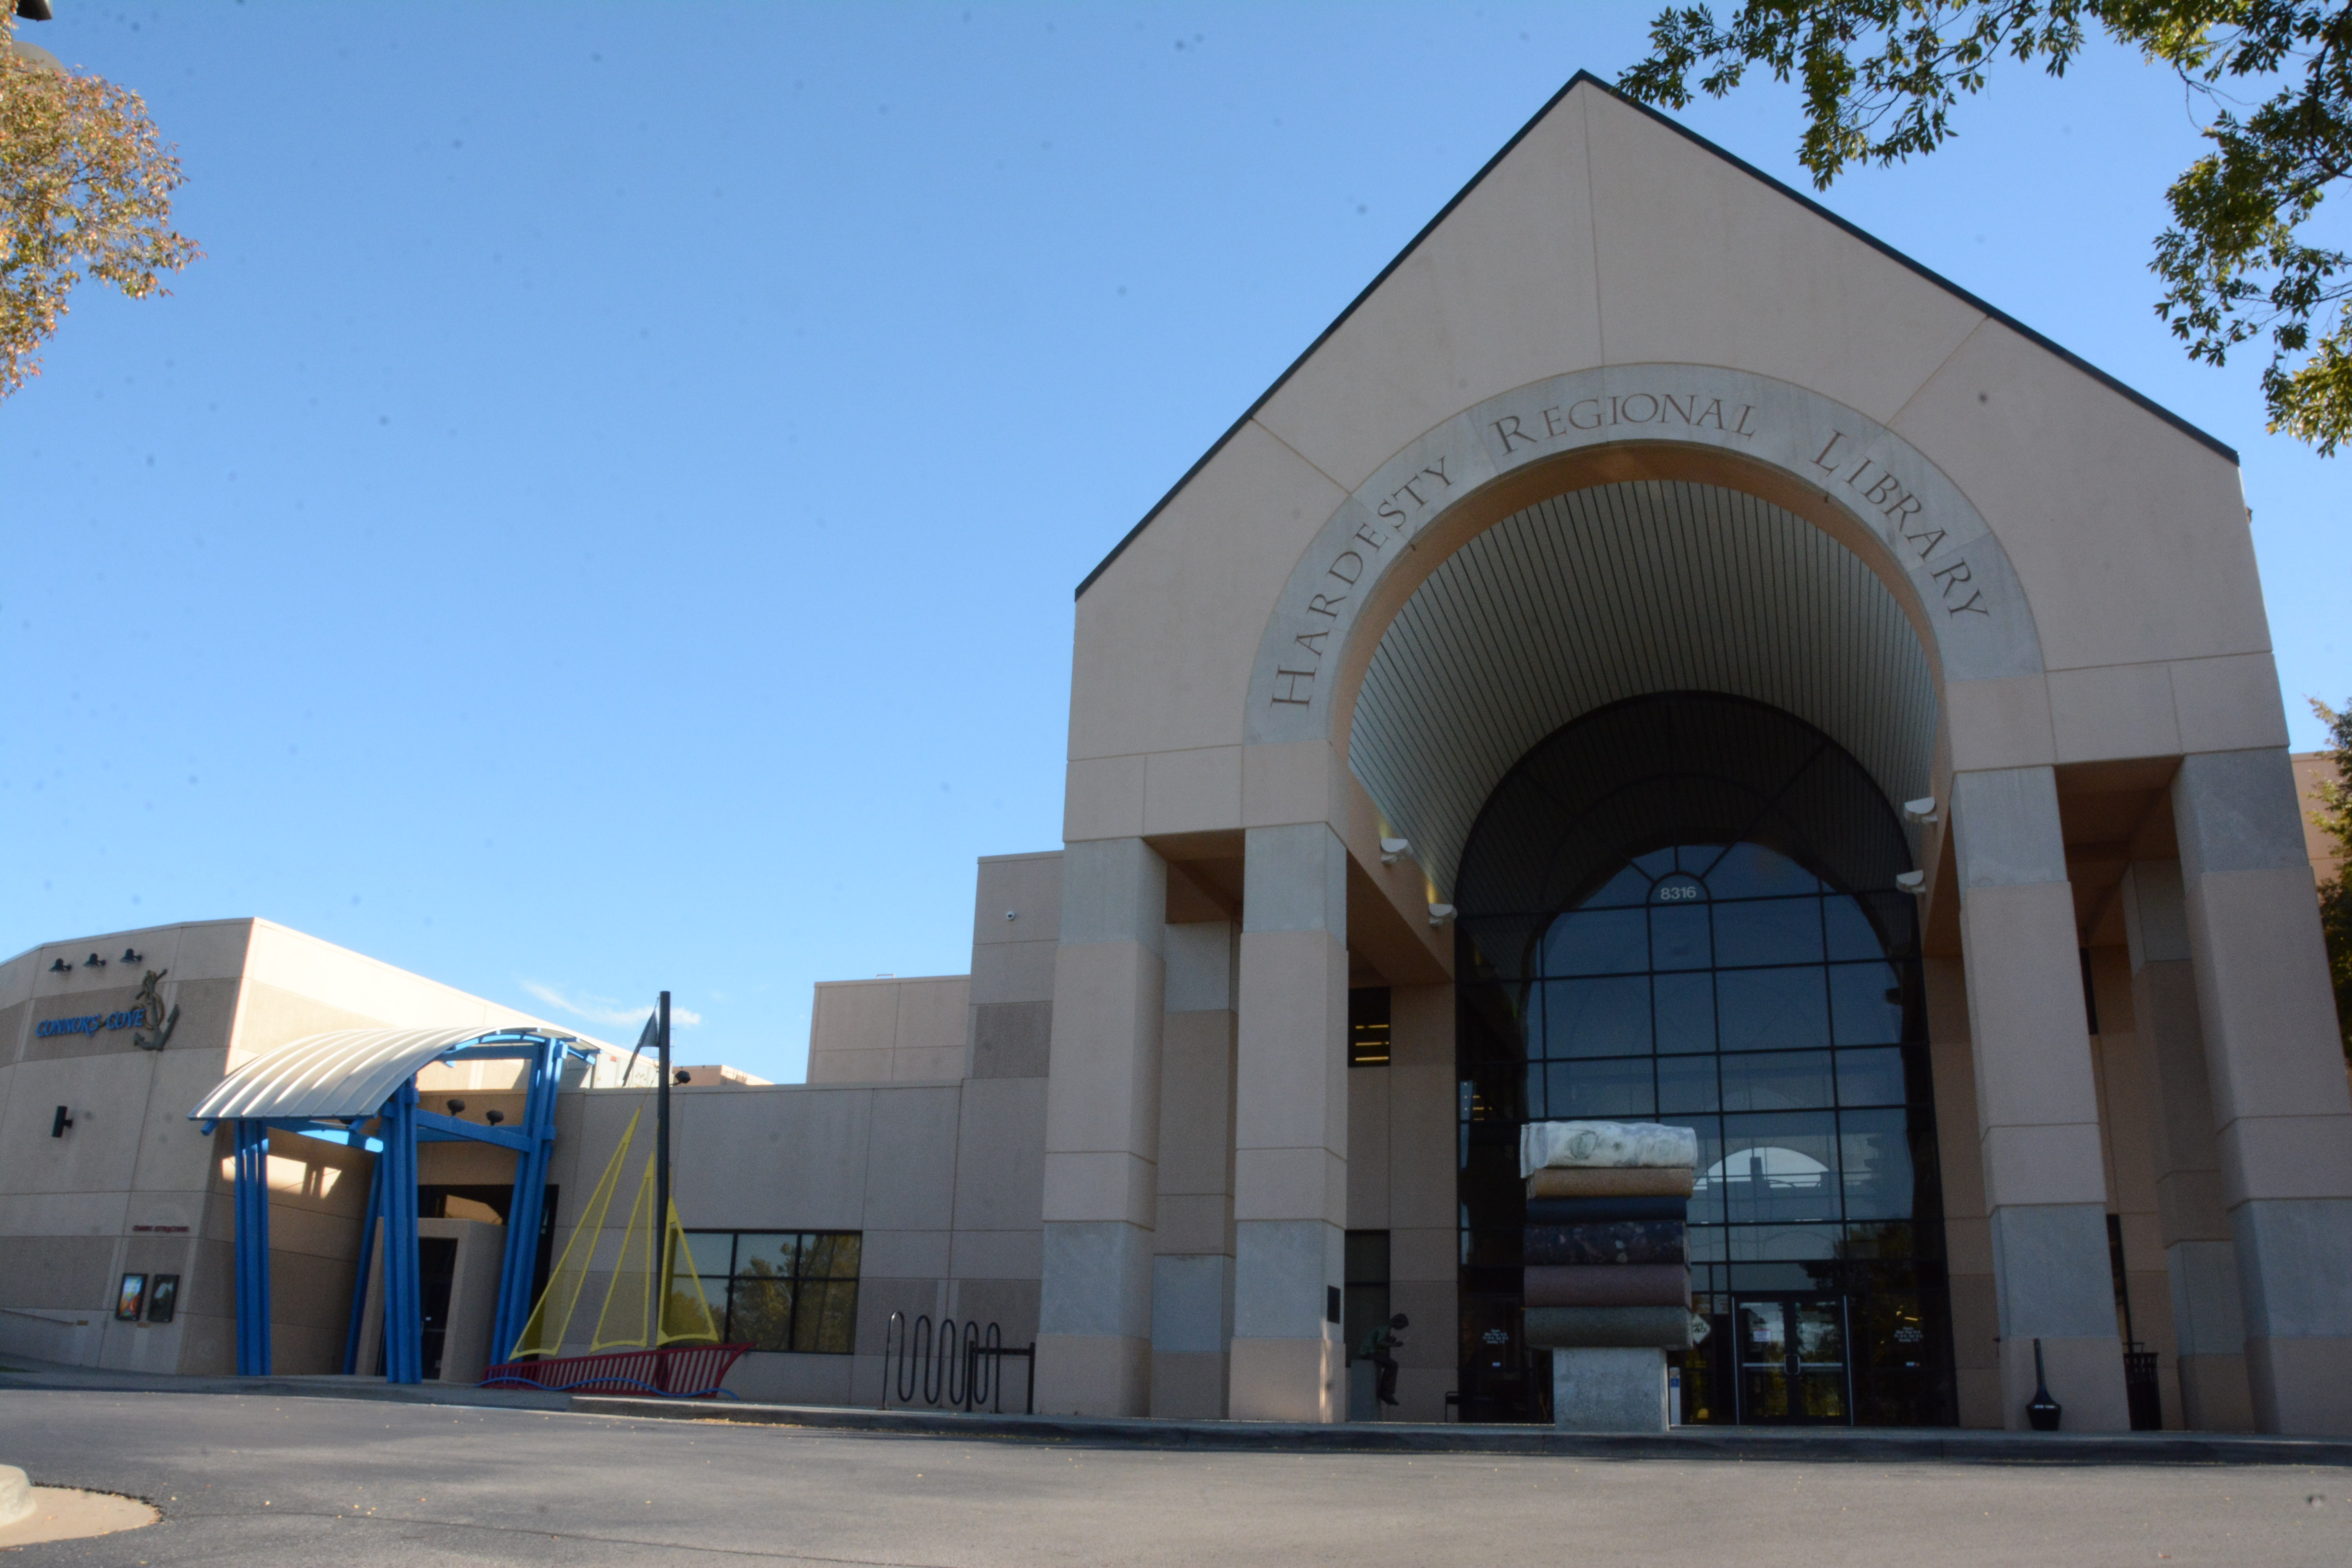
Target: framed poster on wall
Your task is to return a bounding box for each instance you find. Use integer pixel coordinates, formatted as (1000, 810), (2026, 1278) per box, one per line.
(114, 1273), (146, 1321)
(145, 1274), (180, 1323)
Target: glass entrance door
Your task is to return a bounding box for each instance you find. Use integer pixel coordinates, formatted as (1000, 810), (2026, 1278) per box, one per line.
(1734, 1296), (1850, 1423)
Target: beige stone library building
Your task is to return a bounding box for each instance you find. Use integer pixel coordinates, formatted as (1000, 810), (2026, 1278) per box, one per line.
(7, 74), (2352, 1434)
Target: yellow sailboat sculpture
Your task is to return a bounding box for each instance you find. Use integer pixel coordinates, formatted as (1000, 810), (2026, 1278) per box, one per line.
(506, 1107), (720, 1361)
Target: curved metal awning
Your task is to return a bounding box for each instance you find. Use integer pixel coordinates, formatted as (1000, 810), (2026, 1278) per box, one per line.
(189, 1025), (579, 1123)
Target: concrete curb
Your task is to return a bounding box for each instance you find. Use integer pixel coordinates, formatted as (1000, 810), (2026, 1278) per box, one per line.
(566, 1397), (2352, 1467)
(0, 1367), (568, 1412)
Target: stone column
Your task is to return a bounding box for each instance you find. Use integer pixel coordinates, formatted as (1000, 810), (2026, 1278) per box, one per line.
(1952, 767), (2130, 1430)
(1035, 837), (1165, 1415)
(1151, 921), (1238, 1417)
(1385, 982), (1459, 1421)
(1229, 823), (1348, 1421)
(2119, 860), (2255, 1430)
(2171, 749), (2352, 1434)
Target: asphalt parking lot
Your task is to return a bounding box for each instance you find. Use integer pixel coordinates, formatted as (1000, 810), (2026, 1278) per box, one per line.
(2, 1390), (2346, 1566)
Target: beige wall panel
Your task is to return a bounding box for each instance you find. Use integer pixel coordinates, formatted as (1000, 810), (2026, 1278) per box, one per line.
(1583, 92), (1985, 420)
(2172, 654), (2295, 755)
(951, 1078), (1047, 1233)
(1233, 928), (1348, 1156)
(652, 1086), (874, 1232)
(1063, 753), (1146, 843)
(0, 1189), (132, 1237)
(132, 1049), (254, 1195)
(726, 1352), (856, 1407)
(970, 943), (1056, 1009)
(950, 1227), (1043, 1281)
(1889, 324), (2264, 673)
(1391, 1225), (1456, 1285)
(861, 1229), (951, 1281)
(1346, 1066), (1390, 1229)
(0, 1234), (117, 1309)
(806, 1049), (891, 1085)
(1043, 942), (1163, 1163)
(2185, 869), (2352, 1134)
(1241, 741), (1344, 830)
(1235, 1145), (1346, 1225)
(2049, 664), (2183, 765)
(1156, 1009), (1235, 1198)
(974, 852), (1063, 942)
(2, 1053), (158, 1195)
(891, 978), (970, 1054)
(893, 1047), (965, 1083)
(860, 1085), (964, 1232)
(1154, 1193), (1228, 1255)
(1040, 1150), (1155, 1227)
(1069, 421), (1348, 762)
(1944, 675), (2056, 772)
(809, 981), (900, 1056)
(1254, 107), (1604, 494)
(1144, 746), (1243, 837)
(1386, 1059), (1457, 1232)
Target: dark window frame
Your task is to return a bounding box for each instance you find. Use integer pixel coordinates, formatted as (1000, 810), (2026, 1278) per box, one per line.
(684, 1229), (864, 1356)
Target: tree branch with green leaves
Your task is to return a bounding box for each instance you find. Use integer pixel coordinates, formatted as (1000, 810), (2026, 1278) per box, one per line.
(1620, 1), (2352, 453)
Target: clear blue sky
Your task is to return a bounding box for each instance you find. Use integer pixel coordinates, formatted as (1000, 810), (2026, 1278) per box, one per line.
(6, 3), (2343, 1083)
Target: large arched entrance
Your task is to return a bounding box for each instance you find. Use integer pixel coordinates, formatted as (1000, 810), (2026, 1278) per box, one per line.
(1450, 692), (1955, 1425)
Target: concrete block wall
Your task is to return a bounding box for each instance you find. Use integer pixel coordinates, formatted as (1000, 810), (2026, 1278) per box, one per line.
(807, 975), (971, 1085)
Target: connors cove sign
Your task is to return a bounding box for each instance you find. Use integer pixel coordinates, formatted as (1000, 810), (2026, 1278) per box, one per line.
(1244, 363), (2041, 744)
(39, 1007), (154, 1038)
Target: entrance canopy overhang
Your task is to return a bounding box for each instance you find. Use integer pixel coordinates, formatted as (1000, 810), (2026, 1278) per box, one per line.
(191, 1025), (583, 1125)
(190, 1025), (599, 1385)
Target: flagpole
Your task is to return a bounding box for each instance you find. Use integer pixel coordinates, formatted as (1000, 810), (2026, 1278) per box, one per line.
(656, 990), (671, 1322)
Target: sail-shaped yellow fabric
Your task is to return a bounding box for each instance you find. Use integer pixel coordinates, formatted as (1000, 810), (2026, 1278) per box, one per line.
(591, 1154), (722, 1351)
(506, 1107), (639, 1361)
(657, 1209), (721, 1347)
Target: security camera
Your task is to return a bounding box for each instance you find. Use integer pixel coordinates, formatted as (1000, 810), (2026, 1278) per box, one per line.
(1902, 796), (1940, 826)
(1380, 837), (1411, 866)
(1895, 871), (1927, 895)
(1426, 902), (1456, 926)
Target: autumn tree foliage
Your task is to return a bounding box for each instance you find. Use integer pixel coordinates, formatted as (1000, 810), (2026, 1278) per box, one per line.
(1, 12), (199, 399)
(1621, 2), (2352, 454)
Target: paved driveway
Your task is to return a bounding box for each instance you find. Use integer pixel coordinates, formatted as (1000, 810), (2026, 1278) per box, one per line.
(2, 1390), (2345, 1565)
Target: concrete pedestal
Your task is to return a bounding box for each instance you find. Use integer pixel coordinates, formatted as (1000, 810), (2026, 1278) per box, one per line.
(1550, 1347), (1668, 1432)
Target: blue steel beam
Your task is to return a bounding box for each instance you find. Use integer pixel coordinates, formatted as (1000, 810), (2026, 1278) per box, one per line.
(489, 1038), (569, 1362)
(381, 1083), (423, 1384)
(342, 1145), (387, 1374)
(232, 1122), (273, 1375)
(411, 1110), (530, 1152)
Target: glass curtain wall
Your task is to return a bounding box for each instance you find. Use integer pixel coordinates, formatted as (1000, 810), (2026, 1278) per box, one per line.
(1453, 692), (1955, 1426)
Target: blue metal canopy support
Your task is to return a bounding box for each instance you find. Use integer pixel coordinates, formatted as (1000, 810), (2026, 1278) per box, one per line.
(342, 1145), (387, 1375)
(232, 1122), (273, 1376)
(381, 1081), (423, 1384)
(490, 1036), (563, 1362)
(201, 1027), (595, 1383)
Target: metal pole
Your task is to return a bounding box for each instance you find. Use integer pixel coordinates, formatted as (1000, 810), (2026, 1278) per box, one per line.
(656, 991), (671, 1327)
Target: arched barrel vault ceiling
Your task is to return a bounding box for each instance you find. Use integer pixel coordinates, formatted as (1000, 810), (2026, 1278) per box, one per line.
(1350, 479), (1937, 900)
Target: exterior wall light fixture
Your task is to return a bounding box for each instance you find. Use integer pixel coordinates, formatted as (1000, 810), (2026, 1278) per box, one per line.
(1895, 871), (1928, 895)
(1427, 902), (1456, 926)
(121, 949), (143, 964)
(52, 1106), (74, 1138)
(82, 952), (106, 968)
(483, 1109), (505, 1126)
(445, 1098), (466, 1115)
(1902, 796), (1940, 826)
(48, 958), (69, 973)
(1380, 838), (1412, 865)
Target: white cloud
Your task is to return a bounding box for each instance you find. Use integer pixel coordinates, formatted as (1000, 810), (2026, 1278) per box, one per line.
(520, 980), (698, 1030)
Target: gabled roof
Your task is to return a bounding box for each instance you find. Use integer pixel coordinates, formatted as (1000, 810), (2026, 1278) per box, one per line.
(1075, 70), (2234, 600)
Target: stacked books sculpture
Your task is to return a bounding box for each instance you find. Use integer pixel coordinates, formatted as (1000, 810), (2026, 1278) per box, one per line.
(1519, 1119), (1699, 1430)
